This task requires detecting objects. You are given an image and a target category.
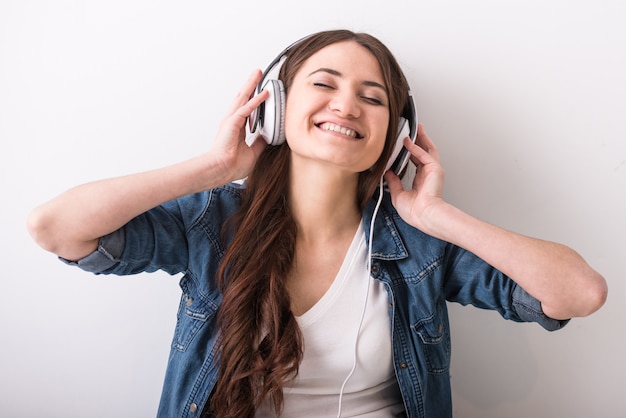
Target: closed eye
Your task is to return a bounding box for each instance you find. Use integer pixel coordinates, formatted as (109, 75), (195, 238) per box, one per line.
(313, 82), (334, 89)
(362, 96), (384, 106)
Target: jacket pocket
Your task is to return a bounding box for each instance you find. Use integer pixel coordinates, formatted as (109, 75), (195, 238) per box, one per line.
(412, 304), (451, 374)
(172, 273), (216, 352)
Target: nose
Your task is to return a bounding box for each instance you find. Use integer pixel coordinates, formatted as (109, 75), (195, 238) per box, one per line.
(329, 90), (361, 119)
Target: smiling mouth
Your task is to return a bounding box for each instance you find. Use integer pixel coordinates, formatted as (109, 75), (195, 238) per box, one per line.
(317, 122), (363, 139)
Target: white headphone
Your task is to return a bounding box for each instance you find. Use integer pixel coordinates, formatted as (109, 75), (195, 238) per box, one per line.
(248, 35), (418, 175)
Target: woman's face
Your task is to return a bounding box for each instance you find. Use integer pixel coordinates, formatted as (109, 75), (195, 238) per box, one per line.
(284, 40), (390, 174)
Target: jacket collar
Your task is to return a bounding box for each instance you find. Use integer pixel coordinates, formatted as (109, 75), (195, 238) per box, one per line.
(362, 190), (409, 261)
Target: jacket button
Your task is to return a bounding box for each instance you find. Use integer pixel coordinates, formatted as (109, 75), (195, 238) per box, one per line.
(186, 296), (194, 307)
(400, 362), (408, 369)
(371, 265), (379, 274)
(189, 403), (198, 413)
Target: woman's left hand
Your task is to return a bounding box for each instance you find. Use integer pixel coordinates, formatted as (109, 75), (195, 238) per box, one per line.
(384, 124), (447, 234)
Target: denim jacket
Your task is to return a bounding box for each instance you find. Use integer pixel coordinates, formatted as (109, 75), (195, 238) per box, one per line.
(65, 183), (568, 418)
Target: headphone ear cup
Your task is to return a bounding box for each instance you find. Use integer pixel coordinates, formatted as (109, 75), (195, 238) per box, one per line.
(386, 117), (411, 173)
(259, 79), (286, 145)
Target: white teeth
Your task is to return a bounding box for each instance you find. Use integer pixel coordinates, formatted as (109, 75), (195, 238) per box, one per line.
(320, 122), (357, 138)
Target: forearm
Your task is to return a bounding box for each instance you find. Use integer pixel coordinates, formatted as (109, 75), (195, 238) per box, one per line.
(27, 152), (232, 261)
(426, 203), (607, 320)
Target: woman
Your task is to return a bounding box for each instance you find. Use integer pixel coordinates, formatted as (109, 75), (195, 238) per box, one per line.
(28, 29), (607, 418)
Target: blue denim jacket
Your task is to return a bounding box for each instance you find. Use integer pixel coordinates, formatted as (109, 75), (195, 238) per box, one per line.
(65, 183), (568, 418)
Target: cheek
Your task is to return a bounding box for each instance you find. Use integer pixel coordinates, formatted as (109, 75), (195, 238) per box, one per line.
(283, 112), (302, 148)
(374, 122), (390, 154)
(283, 96), (303, 142)
(360, 133), (388, 171)
(373, 138), (388, 166)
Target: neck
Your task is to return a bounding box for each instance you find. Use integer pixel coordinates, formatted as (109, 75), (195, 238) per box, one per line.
(288, 158), (362, 242)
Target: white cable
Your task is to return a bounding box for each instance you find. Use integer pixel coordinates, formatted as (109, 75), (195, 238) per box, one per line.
(336, 176), (385, 418)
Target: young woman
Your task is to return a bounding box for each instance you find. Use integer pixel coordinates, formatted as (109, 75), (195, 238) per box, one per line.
(28, 29), (607, 418)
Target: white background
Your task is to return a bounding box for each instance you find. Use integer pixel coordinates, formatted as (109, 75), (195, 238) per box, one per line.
(1, 0), (624, 417)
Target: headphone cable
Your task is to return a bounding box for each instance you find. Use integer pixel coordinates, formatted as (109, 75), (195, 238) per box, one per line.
(336, 176), (384, 418)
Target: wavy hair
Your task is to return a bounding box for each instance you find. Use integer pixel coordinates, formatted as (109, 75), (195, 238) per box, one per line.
(209, 29), (410, 417)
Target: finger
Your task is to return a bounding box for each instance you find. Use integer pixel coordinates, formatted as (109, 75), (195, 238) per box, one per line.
(415, 124), (440, 162)
(404, 136), (434, 166)
(233, 88), (269, 120)
(226, 69), (264, 114)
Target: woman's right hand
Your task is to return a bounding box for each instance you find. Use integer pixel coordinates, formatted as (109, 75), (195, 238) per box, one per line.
(209, 69), (270, 182)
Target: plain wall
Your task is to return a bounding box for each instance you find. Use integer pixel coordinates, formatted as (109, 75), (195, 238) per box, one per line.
(1, 0), (624, 417)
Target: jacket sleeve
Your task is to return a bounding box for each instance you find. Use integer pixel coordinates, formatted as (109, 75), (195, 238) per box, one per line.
(59, 192), (213, 277)
(442, 243), (570, 331)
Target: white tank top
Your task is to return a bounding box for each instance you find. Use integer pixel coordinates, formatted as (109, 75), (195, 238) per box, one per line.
(256, 223), (405, 417)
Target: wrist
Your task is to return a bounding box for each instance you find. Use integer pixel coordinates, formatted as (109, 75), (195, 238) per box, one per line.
(176, 152), (237, 194)
(420, 202), (478, 245)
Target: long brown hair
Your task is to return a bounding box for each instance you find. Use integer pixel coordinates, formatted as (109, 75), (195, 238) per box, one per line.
(210, 29), (410, 417)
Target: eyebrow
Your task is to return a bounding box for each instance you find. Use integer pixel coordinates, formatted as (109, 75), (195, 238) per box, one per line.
(308, 67), (388, 93)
